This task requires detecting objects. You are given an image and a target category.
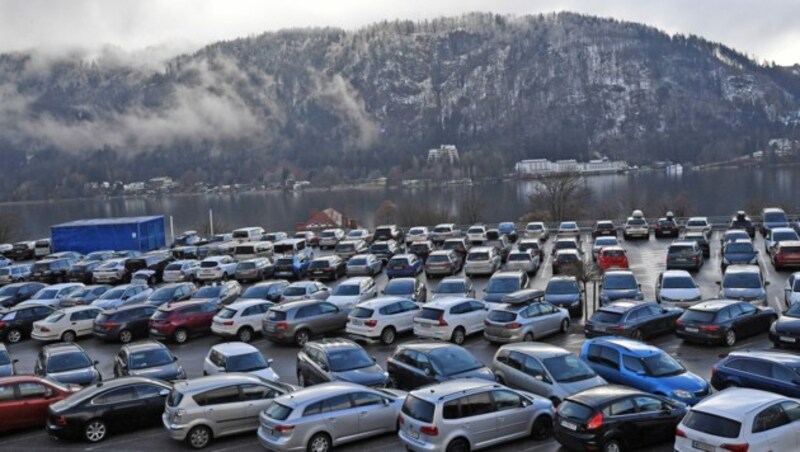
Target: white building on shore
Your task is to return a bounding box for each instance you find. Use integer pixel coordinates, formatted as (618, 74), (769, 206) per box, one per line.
(515, 157), (627, 176)
(427, 145), (460, 164)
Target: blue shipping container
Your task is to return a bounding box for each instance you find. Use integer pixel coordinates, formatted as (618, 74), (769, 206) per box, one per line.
(51, 216), (166, 254)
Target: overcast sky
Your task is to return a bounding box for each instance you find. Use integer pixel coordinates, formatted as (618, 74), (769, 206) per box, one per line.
(1, 0), (798, 65)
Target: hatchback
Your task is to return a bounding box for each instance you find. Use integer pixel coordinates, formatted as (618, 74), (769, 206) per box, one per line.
(387, 342), (495, 390)
(386, 254), (423, 278)
(31, 305), (102, 342)
(524, 222), (549, 240)
(464, 246), (501, 277)
(676, 299), (777, 346)
(34, 342), (101, 386)
(721, 239), (759, 270)
(406, 226), (430, 245)
(0, 375), (76, 433)
(334, 240), (368, 261)
(346, 296), (420, 345)
(771, 240), (800, 270)
(584, 301), (682, 340)
(718, 264), (768, 305)
(409, 240), (435, 261)
(591, 236), (619, 261)
(552, 249), (584, 275)
(145, 282), (196, 307)
(685, 217), (711, 235)
(599, 270), (643, 305)
(233, 257), (273, 282)
(484, 299), (569, 344)
(93, 304), (158, 343)
(318, 228), (345, 249)
(413, 298), (487, 345)
(190, 280), (242, 305)
(296, 338), (389, 387)
(92, 284), (153, 309)
(262, 299), (349, 346)
(666, 241), (704, 271)
(597, 246), (629, 271)
(345, 229), (373, 244)
(21, 282), (84, 308)
(368, 240), (400, 263)
(59, 285), (112, 307)
(196, 256), (238, 282)
(442, 237), (471, 259)
(281, 281), (330, 303)
(623, 213), (649, 240)
(0, 303), (56, 343)
(66, 261), (102, 284)
(592, 220), (617, 238)
(655, 270), (702, 308)
(430, 223), (458, 245)
(504, 249), (539, 274)
(345, 253), (383, 276)
(398, 379), (554, 451)
(498, 221), (519, 242)
(466, 225), (488, 244)
(557, 221), (581, 240)
(326, 276), (377, 311)
(424, 249), (463, 278)
(211, 298), (274, 342)
(308, 255), (347, 281)
(238, 280), (288, 303)
(482, 271), (529, 303)
(430, 276), (475, 301)
(113, 340), (184, 381)
(544, 276), (584, 317)
(203, 342), (279, 382)
(162, 260), (201, 283)
(765, 227), (799, 255)
(149, 300), (219, 344)
(729, 210), (756, 237)
(682, 231), (711, 257)
(711, 350), (800, 397)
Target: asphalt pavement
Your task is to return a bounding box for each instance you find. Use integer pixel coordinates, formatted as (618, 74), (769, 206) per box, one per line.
(4, 231), (791, 451)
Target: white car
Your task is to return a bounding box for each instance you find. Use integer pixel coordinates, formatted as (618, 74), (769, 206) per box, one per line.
(197, 255), (238, 282)
(405, 226), (429, 245)
(685, 216), (711, 235)
(326, 276), (377, 311)
(785, 272), (800, 306)
(655, 270), (702, 308)
(504, 249), (540, 274)
(162, 260), (201, 283)
(592, 236), (620, 260)
(211, 298), (275, 343)
(203, 342), (280, 382)
(31, 305), (102, 342)
(91, 284), (153, 309)
(557, 221), (581, 241)
(623, 211), (650, 240)
(466, 225), (487, 243)
(413, 297), (488, 345)
(675, 388), (800, 452)
(91, 258), (128, 284)
(346, 296), (420, 345)
(19, 283), (85, 308)
(319, 228), (345, 249)
(765, 227), (800, 256)
(524, 222), (549, 241)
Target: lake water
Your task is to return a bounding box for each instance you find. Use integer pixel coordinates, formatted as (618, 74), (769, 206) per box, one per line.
(3, 166), (800, 240)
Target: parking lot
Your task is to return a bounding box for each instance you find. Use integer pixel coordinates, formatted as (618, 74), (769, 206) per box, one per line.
(3, 230), (790, 451)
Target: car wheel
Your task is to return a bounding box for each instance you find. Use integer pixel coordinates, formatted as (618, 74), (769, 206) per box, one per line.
(5, 328), (21, 344)
(446, 438), (470, 452)
(83, 419), (107, 442)
(61, 330), (77, 342)
(603, 439), (623, 452)
(380, 327), (396, 345)
(531, 415), (553, 440)
(118, 329), (133, 344)
(173, 328), (189, 344)
(630, 329), (643, 341)
(294, 329), (310, 347)
(451, 327), (466, 345)
(237, 327), (253, 343)
(724, 329), (737, 347)
(187, 425), (212, 449)
(560, 319), (569, 334)
(523, 332), (534, 342)
(307, 432), (331, 452)
(388, 375), (399, 389)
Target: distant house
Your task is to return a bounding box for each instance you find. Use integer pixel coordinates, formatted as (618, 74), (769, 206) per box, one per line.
(427, 145), (460, 164)
(297, 208), (358, 231)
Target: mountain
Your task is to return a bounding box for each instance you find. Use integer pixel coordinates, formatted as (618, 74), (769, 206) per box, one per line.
(1, 12), (799, 200)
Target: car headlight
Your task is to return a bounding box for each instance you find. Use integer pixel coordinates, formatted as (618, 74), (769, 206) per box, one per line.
(672, 389), (692, 399)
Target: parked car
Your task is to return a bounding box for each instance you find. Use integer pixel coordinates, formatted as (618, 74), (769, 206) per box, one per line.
(262, 299), (349, 346)
(769, 300), (800, 346)
(597, 246), (629, 271)
(765, 227), (799, 256)
(374, 224), (405, 244)
(203, 342), (278, 382)
(666, 240), (704, 271)
(0, 304), (56, 343)
(368, 239), (401, 264)
(482, 271), (529, 304)
(552, 249), (584, 275)
(504, 248), (540, 274)
(113, 340), (185, 380)
(318, 228), (345, 249)
(211, 298), (275, 342)
(676, 299), (777, 346)
(517, 238), (544, 262)
(18, 283), (84, 308)
(685, 216), (712, 235)
(162, 260), (201, 283)
(261, 231), (288, 243)
(405, 226), (430, 245)
(0, 343), (15, 376)
(398, 379), (553, 452)
(190, 280), (242, 306)
(466, 224), (488, 244)
(280, 281), (330, 303)
(34, 239), (52, 259)
(0, 281), (47, 308)
(0, 264), (32, 285)
(64, 261), (101, 284)
(771, 240), (800, 270)
(232, 226), (266, 242)
(761, 206), (790, 235)
(554, 385), (687, 452)
(592, 220), (617, 238)
(682, 231), (711, 257)
(655, 270), (702, 307)
(334, 239), (368, 260)
(544, 276), (584, 317)
(196, 256), (238, 283)
(149, 300), (219, 344)
(163, 374), (292, 449)
(31, 305), (102, 342)
(91, 258), (128, 284)
(0, 375), (76, 433)
(258, 382), (405, 452)
(524, 222), (549, 241)
(584, 301), (683, 340)
(413, 298), (487, 345)
(623, 211), (650, 240)
(484, 298), (569, 344)
(385, 254), (423, 279)
(722, 239), (759, 270)
(498, 221), (519, 242)
(171, 246), (199, 260)
(326, 276), (377, 311)
(558, 221), (581, 241)
(345, 253), (382, 277)
(492, 343), (606, 405)
(93, 304), (158, 343)
(599, 270), (643, 306)
(382, 277), (427, 303)
(145, 283), (196, 307)
(718, 264), (768, 305)
(7, 241), (35, 260)
(784, 272), (800, 306)
(464, 246), (502, 277)
(710, 350), (800, 397)
(591, 236), (620, 261)
(581, 337), (709, 405)
(387, 342), (494, 390)
(430, 276), (475, 301)
(346, 296), (420, 345)
(484, 230), (512, 262)
(272, 254), (311, 280)
(238, 280), (289, 303)
(345, 228), (373, 244)
(729, 210), (756, 238)
(172, 230), (201, 248)
(296, 338), (389, 387)
(721, 229), (751, 249)
(307, 255), (347, 281)
(424, 249), (463, 278)
(551, 237), (582, 256)
(654, 216), (681, 238)
(124, 252), (173, 284)
(408, 240), (435, 261)
(59, 285), (110, 307)
(442, 237), (471, 260)
(430, 223), (458, 245)
(30, 258), (76, 284)
(90, 284), (152, 310)
(34, 342), (101, 386)
(293, 230), (319, 247)
(675, 388), (800, 452)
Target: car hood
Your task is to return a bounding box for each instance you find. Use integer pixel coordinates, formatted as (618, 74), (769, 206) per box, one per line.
(724, 253), (756, 262)
(129, 363), (184, 380)
(774, 316), (800, 334)
(721, 287), (765, 300)
(557, 375), (607, 397)
(328, 295), (362, 304)
(654, 371), (708, 394)
(447, 366), (496, 382)
(332, 364), (388, 386)
(660, 288), (701, 300)
(19, 299), (59, 307)
(48, 367), (99, 385)
(430, 294), (463, 301)
(602, 289), (640, 300)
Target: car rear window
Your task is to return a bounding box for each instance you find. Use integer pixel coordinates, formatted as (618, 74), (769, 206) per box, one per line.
(558, 400), (594, 421)
(590, 310), (623, 323)
(267, 310), (287, 321)
(200, 261), (219, 268)
(309, 260), (330, 269)
(682, 310), (716, 323)
(508, 253), (530, 262)
(682, 410), (741, 439)
(167, 390), (183, 407)
(487, 310), (517, 323)
(350, 307), (374, 318)
(418, 308), (444, 321)
(467, 252), (489, 261)
(668, 245), (694, 255)
(401, 395), (435, 423)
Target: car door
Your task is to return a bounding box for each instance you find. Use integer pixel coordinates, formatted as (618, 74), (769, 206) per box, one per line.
(0, 383), (24, 429)
(492, 389), (530, 441)
(468, 300), (488, 333)
(586, 344), (621, 382)
(93, 386), (144, 431)
(605, 396), (646, 448)
(321, 393), (361, 441)
(751, 402), (794, 451)
(76, 308), (100, 336)
(14, 382), (54, 428)
(459, 391), (498, 448)
(518, 353), (553, 398)
(539, 303), (562, 334)
(398, 299), (420, 332)
(631, 395), (676, 446)
(351, 391), (396, 436)
(733, 303), (759, 337)
(195, 385), (245, 435)
(240, 384), (281, 429)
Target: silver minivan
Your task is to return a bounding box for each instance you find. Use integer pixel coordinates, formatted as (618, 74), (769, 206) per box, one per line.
(163, 374), (294, 449)
(258, 381), (407, 451)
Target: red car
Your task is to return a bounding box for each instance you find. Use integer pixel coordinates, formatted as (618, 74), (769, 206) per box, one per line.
(148, 300), (218, 344)
(0, 375), (77, 433)
(597, 246), (629, 271)
(772, 240), (800, 270)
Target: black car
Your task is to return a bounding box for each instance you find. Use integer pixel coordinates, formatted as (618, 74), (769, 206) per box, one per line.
(66, 261), (103, 284)
(675, 299), (777, 346)
(8, 242), (35, 260)
(374, 224), (404, 244)
(0, 281), (47, 308)
(729, 211), (756, 238)
(93, 304), (158, 344)
(144, 283), (196, 307)
(681, 232), (710, 257)
(296, 338), (389, 388)
(592, 221), (617, 238)
(710, 350), (800, 397)
(123, 252), (173, 284)
(584, 301), (683, 340)
(46, 377), (171, 443)
(30, 258), (76, 284)
(553, 385), (687, 452)
(386, 342), (495, 390)
(34, 342), (101, 386)
(113, 340), (185, 381)
(654, 217), (680, 238)
(0, 303), (55, 343)
(408, 240), (435, 261)
(307, 256), (347, 281)
(769, 301), (800, 347)
(368, 240), (400, 263)
(442, 238), (471, 260)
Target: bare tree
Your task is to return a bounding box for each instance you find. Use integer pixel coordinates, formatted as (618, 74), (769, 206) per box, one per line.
(458, 192), (485, 224)
(395, 202), (451, 227)
(528, 172), (592, 222)
(656, 191), (693, 218)
(195, 219), (230, 237)
(0, 214), (18, 243)
(373, 200), (399, 226)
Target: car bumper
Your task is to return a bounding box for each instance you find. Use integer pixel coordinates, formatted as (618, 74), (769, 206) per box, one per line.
(31, 331), (61, 341)
(162, 416), (190, 441)
(413, 326), (448, 340)
(386, 269), (415, 277)
(666, 261), (700, 269)
(770, 331), (800, 346)
(257, 425), (305, 451)
(484, 331), (523, 343)
(553, 427), (601, 451)
(163, 274), (191, 283)
(211, 324), (238, 337)
(263, 330), (294, 344)
(398, 429), (440, 452)
(425, 267), (454, 275)
(46, 421), (80, 440)
(676, 329), (723, 344)
(464, 265), (495, 275)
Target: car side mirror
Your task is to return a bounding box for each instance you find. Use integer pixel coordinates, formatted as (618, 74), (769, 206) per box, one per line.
(424, 367), (432, 376)
(159, 388), (171, 396)
(267, 358), (274, 365)
(372, 355), (377, 363)
(12, 359), (18, 364)
(320, 364), (329, 372)
(173, 356), (178, 362)
(715, 281), (721, 286)
(765, 281), (771, 286)
(93, 360), (100, 366)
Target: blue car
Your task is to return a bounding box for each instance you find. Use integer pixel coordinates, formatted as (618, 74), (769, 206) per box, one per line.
(272, 239), (314, 279)
(498, 222), (518, 242)
(385, 254), (423, 279)
(710, 350), (800, 398)
(721, 239), (758, 271)
(581, 336), (709, 405)
(599, 270), (643, 306)
(544, 276), (584, 317)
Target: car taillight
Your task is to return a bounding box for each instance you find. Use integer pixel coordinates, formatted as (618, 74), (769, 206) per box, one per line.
(711, 365), (717, 376)
(54, 415), (68, 426)
(40, 326), (51, 332)
(700, 325), (720, 332)
(506, 322), (522, 329)
(720, 444), (749, 452)
(676, 319), (684, 327)
(675, 427), (686, 438)
(398, 415), (404, 425)
(276, 322), (288, 330)
(586, 412), (603, 430)
(691, 256), (698, 261)
(438, 314), (448, 326)
(364, 320), (378, 327)
(274, 425), (294, 433)
(0, 321), (5, 328)
(420, 425), (439, 436)
(222, 320), (233, 326)
(608, 325), (626, 332)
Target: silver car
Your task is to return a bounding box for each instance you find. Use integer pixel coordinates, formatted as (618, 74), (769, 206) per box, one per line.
(258, 381), (407, 451)
(281, 281), (330, 303)
(162, 374), (294, 449)
(430, 276), (475, 301)
(464, 246), (501, 277)
(504, 249), (540, 274)
(345, 253), (382, 277)
(484, 300), (569, 343)
(398, 379), (554, 451)
(491, 343), (606, 406)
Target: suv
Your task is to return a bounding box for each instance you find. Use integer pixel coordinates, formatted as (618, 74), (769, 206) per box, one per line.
(318, 228), (345, 250)
(484, 297), (569, 343)
(599, 270), (643, 306)
(211, 299), (275, 342)
(262, 299), (349, 346)
(124, 252), (173, 284)
(424, 249), (463, 278)
(666, 241), (704, 271)
(592, 221), (617, 238)
(387, 342), (494, 390)
(719, 264), (768, 305)
(413, 298), (487, 345)
(296, 338), (390, 387)
(113, 340), (185, 381)
(368, 240), (400, 263)
(8, 241), (35, 260)
(654, 216), (680, 238)
(346, 296), (420, 345)
(30, 258), (75, 284)
(334, 239), (368, 260)
(711, 350), (800, 398)
(93, 304), (158, 343)
(464, 246), (501, 277)
(34, 342), (101, 386)
(398, 379), (554, 451)
(482, 271), (529, 304)
(374, 224), (405, 244)
(149, 300), (219, 344)
(307, 255), (346, 281)
(430, 223), (459, 245)
(196, 256), (237, 283)
(163, 374), (292, 449)
(761, 207), (789, 235)
(544, 276), (584, 317)
(623, 210), (649, 240)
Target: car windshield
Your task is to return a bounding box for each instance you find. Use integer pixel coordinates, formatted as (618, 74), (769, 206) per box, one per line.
(309, 260), (330, 269)
(764, 212), (788, 223)
(274, 245), (296, 255)
(328, 348), (374, 372)
(555, 241), (577, 250)
(348, 258), (367, 266)
(427, 254), (449, 263)
(238, 262), (258, 270)
(604, 274), (637, 290)
(595, 238), (617, 247)
(643, 353), (685, 377)
(274, 257), (294, 266)
(370, 244), (388, 252)
(527, 224), (543, 231)
(508, 253), (530, 262)
(433, 227), (450, 233)
(682, 310), (716, 323)
(468, 227), (484, 234)
(409, 228), (426, 235)
(725, 232), (749, 241)
(195, 286), (222, 298)
(388, 258), (409, 267)
(543, 354), (596, 383)
(242, 286), (275, 298)
(384, 280), (413, 295)
(130, 348), (174, 369)
(546, 280), (578, 294)
(321, 231), (336, 238)
(32, 289), (59, 299)
(217, 307), (237, 319)
(485, 277), (520, 294)
(669, 246), (694, 255)
(560, 223), (578, 230)
(468, 252), (489, 261)
(337, 243), (356, 252)
(100, 288), (126, 299)
(436, 281), (465, 294)
(401, 395), (435, 423)
(48, 352), (92, 372)
(0, 350), (9, 365)
(348, 231), (364, 238)
(44, 312), (66, 323)
(70, 288), (92, 298)
(283, 286), (306, 296)
(487, 310), (517, 322)
(590, 310), (623, 323)
(662, 276), (696, 289)
(410, 244), (429, 252)
(96, 261), (120, 270)
(723, 272), (761, 289)
(227, 351), (268, 372)
(602, 250), (625, 258)
(0, 285), (20, 296)
(773, 231), (798, 241)
(725, 243), (754, 253)
(687, 220), (707, 227)
(0, 268), (11, 276)
(149, 288), (176, 302)
(333, 285), (359, 296)
(350, 307), (374, 318)
(429, 347), (484, 376)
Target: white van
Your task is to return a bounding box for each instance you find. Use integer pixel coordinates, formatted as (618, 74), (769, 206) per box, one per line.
(231, 227), (265, 242)
(233, 241), (274, 261)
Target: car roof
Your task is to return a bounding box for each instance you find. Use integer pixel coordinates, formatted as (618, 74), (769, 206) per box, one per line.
(288, 281), (317, 288)
(173, 373), (269, 394)
(386, 277), (416, 284)
(555, 249), (580, 256)
(662, 270), (693, 278)
(588, 337), (662, 356)
(490, 271), (524, 279)
(409, 378), (500, 402)
(724, 264), (761, 274)
(771, 227), (796, 233)
(227, 298), (273, 308)
(307, 338), (361, 351)
(778, 240), (800, 247)
(469, 246), (493, 252)
(271, 299), (322, 310)
(440, 276), (469, 283)
(692, 389), (787, 418)
(567, 385), (647, 407)
(355, 296), (409, 309)
(250, 280), (288, 288)
(499, 342), (570, 358)
(123, 340), (168, 352)
(726, 350), (800, 366)
(600, 246), (625, 252)
(600, 301), (644, 313)
(690, 299), (736, 311)
(669, 241), (696, 247)
(60, 305), (100, 313)
(502, 289), (545, 304)
(549, 275), (578, 282)
(687, 217), (708, 222)
(390, 253), (416, 259)
(158, 299), (209, 311)
(763, 207), (786, 213)
(339, 277), (371, 285)
(604, 269), (635, 276)
(42, 342), (85, 355)
(210, 342), (259, 355)
(201, 256), (229, 262)
(41, 283), (84, 290)
(273, 381), (368, 407)
(424, 297), (476, 308)
(429, 250), (454, 256)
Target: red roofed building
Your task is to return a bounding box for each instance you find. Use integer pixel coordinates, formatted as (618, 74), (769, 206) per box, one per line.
(296, 208), (358, 231)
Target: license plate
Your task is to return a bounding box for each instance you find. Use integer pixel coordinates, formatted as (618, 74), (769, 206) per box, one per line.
(560, 420), (577, 431)
(686, 327), (699, 333)
(352, 320), (362, 325)
(408, 430), (419, 439)
(150, 328), (158, 334)
(781, 336), (796, 343)
(692, 440), (714, 452)
(419, 323), (431, 328)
